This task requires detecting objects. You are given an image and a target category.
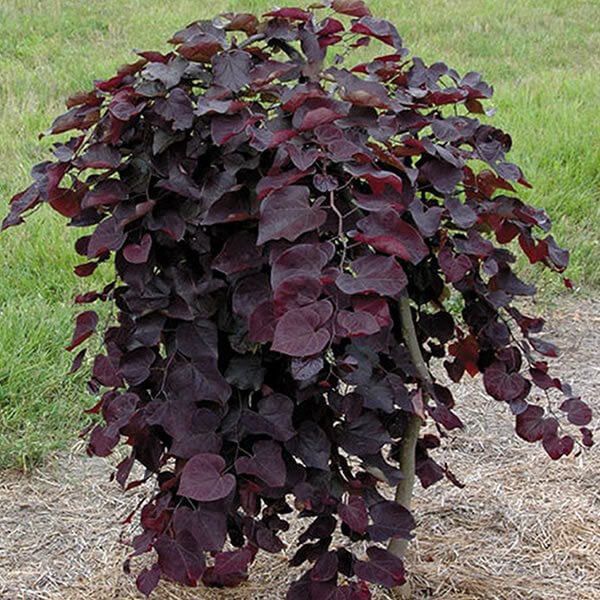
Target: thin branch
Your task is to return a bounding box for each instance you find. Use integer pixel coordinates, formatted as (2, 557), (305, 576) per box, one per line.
(329, 189), (348, 267)
(269, 38), (305, 64)
(238, 32), (265, 49)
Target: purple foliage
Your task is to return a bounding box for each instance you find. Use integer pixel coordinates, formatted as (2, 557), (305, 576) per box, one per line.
(2, 1), (592, 597)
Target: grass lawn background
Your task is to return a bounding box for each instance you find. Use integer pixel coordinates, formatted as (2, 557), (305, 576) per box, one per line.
(0, 0), (598, 469)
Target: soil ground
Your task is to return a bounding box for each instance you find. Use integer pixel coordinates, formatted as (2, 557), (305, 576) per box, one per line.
(1, 298), (599, 600)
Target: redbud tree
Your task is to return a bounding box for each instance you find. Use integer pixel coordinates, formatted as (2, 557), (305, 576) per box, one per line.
(3, 2), (593, 598)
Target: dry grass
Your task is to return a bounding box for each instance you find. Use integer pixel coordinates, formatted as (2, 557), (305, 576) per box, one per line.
(1, 299), (599, 600)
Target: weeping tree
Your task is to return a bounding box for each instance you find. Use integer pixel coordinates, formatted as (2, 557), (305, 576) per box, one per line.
(3, 1), (593, 598)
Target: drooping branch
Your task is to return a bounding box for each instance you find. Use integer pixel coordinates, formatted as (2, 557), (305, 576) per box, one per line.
(238, 32), (304, 64)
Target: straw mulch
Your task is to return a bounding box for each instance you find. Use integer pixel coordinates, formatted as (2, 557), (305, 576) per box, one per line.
(1, 298), (599, 600)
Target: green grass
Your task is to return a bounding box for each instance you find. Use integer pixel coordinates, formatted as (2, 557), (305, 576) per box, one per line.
(1, 0), (599, 469)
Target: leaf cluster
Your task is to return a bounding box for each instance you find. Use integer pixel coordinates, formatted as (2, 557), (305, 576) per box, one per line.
(2, 1), (593, 597)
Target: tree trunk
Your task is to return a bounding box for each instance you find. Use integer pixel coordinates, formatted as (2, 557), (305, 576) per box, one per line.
(388, 295), (432, 599)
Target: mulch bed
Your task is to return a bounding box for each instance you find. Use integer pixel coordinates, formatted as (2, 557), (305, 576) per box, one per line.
(1, 298), (599, 600)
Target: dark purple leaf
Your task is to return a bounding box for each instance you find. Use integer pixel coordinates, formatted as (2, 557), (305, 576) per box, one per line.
(291, 356), (324, 381)
(66, 310), (98, 351)
(367, 500), (415, 542)
(88, 424), (120, 457)
(336, 310), (380, 337)
(338, 496), (368, 535)
(136, 563), (161, 596)
(203, 546), (256, 587)
(102, 392), (138, 435)
(212, 50), (252, 92)
(429, 404), (463, 430)
(73, 143), (121, 170)
(120, 348), (154, 386)
(299, 515), (337, 543)
(171, 432), (223, 458)
(93, 353), (123, 388)
(108, 96), (146, 122)
(249, 59), (294, 85)
(242, 394), (296, 442)
(336, 254), (407, 296)
(249, 301), (276, 343)
(179, 453), (236, 502)
(258, 186), (326, 245)
(82, 180), (128, 209)
(581, 428), (593, 448)
(201, 191), (254, 226)
(298, 107), (345, 131)
(353, 546), (406, 588)
(560, 398), (592, 426)
(454, 229), (494, 257)
(311, 551), (339, 582)
(543, 433), (574, 460)
(123, 233), (152, 264)
(155, 531), (205, 585)
(87, 217), (126, 258)
(362, 451), (404, 485)
(515, 404), (545, 442)
(210, 112), (258, 146)
(40, 104), (101, 137)
(545, 234), (569, 270)
(271, 242), (333, 288)
(273, 275), (323, 315)
(529, 366), (561, 391)
(337, 412), (391, 456)
(236, 440), (286, 487)
(529, 336), (559, 358)
(143, 56), (188, 88)
(146, 209), (186, 240)
(285, 421), (331, 470)
(272, 307), (331, 357)
(345, 163), (403, 194)
(287, 144), (321, 170)
(287, 573), (312, 600)
(314, 173), (339, 192)
(212, 231), (263, 276)
(256, 168), (314, 201)
(420, 159), (463, 194)
(225, 355), (265, 391)
(409, 198), (443, 238)
(264, 7), (312, 20)
(244, 517), (286, 553)
(541, 418), (573, 459)
(233, 274), (271, 320)
(331, 0), (371, 17)
(155, 88), (194, 130)
(116, 452), (136, 488)
(495, 161), (521, 181)
(68, 348), (86, 375)
(438, 246), (471, 283)
(354, 210), (429, 264)
(176, 320), (218, 359)
(352, 296), (391, 328)
(173, 505), (226, 552)
(483, 361), (527, 402)
(350, 17), (403, 50)
(445, 196), (477, 228)
(418, 311), (454, 343)
(490, 265), (537, 296)
(331, 67), (392, 109)
(351, 186), (401, 212)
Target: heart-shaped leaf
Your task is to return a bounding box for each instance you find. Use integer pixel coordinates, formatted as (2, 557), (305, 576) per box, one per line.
(179, 453), (236, 502)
